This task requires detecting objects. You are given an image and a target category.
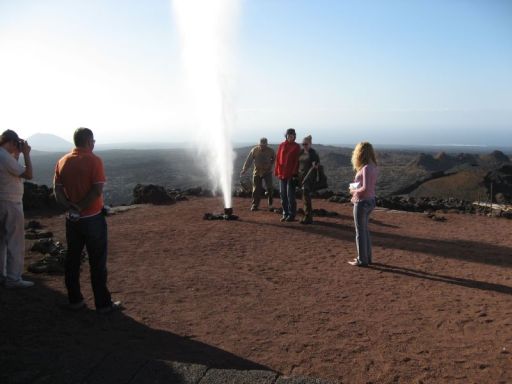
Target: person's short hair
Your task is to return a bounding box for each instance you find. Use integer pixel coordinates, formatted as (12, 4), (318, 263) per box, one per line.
(285, 128), (296, 137)
(0, 129), (20, 146)
(259, 137), (268, 145)
(73, 127), (93, 147)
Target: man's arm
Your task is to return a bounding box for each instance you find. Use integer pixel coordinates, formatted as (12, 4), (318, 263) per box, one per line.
(19, 141), (33, 180)
(76, 183), (103, 212)
(53, 184), (79, 210)
(240, 148), (254, 175)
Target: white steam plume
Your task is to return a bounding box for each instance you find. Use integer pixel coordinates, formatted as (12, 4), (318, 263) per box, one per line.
(172, 0), (239, 209)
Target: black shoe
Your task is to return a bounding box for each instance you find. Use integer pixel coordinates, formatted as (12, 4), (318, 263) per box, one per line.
(280, 216), (288, 222)
(97, 301), (123, 315)
(300, 218), (313, 224)
(285, 216), (296, 222)
(62, 300), (86, 311)
(250, 205), (258, 211)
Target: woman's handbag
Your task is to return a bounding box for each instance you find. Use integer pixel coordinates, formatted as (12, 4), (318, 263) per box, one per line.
(313, 164), (328, 191)
(302, 165), (328, 191)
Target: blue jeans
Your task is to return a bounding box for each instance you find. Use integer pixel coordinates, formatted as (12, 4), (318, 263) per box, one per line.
(65, 213), (112, 308)
(353, 198), (376, 265)
(279, 178), (296, 218)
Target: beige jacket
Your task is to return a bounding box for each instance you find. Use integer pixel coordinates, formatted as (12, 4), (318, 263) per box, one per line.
(242, 145), (275, 177)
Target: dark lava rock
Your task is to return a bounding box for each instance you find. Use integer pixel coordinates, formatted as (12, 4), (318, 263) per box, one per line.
(484, 165), (512, 203)
(184, 187), (203, 196)
(203, 213), (239, 220)
(22, 182), (63, 213)
(25, 220), (43, 230)
(132, 184), (175, 205)
(31, 238), (64, 256)
(25, 230), (54, 240)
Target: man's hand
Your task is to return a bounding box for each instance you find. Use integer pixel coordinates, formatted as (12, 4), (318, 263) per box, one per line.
(21, 140), (31, 156)
(69, 202), (81, 211)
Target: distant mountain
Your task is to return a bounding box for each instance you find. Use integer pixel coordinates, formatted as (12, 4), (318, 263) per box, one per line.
(27, 133), (72, 152)
(410, 151), (507, 172)
(480, 150), (511, 166)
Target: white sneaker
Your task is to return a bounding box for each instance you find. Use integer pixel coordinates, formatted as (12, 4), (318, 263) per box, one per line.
(5, 279), (34, 289)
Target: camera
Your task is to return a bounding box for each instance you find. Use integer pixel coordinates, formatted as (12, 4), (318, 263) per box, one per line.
(16, 139), (24, 151)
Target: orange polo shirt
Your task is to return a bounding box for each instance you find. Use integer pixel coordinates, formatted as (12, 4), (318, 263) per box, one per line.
(54, 148), (106, 217)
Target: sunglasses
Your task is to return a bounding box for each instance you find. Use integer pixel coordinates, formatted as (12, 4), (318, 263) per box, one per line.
(302, 142), (310, 146)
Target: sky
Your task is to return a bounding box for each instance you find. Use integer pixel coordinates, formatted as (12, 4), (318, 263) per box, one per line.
(0, 0), (511, 146)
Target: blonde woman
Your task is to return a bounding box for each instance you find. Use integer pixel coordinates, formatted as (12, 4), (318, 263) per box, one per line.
(348, 142), (378, 266)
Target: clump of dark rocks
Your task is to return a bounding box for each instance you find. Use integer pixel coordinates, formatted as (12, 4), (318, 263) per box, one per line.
(484, 165), (512, 203)
(25, 218), (53, 239)
(132, 184), (176, 205)
(131, 183), (512, 219)
(203, 212), (239, 220)
(26, 221), (87, 274)
(132, 184), (218, 205)
(22, 182), (64, 214)
(425, 212), (447, 222)
(375, 196), (475, 213)
(323, 192), (512, 219)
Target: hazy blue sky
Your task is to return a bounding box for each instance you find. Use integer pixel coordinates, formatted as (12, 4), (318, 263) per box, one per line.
(0, 0), (511, 146)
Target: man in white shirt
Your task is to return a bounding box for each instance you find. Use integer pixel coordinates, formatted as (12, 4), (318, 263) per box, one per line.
(0, 130), (34, 288)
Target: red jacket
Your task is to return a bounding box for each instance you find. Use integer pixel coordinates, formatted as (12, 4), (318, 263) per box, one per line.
(274, 140), (301, 180)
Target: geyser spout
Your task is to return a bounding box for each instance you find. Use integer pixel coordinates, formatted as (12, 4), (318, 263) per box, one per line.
(173, 0), (239, 210)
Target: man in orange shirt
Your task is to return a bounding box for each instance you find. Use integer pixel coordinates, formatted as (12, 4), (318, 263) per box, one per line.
(54, 128), (120, 314)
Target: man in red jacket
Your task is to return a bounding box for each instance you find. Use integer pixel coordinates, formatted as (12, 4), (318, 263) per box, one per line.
(274, 128), (301, 222)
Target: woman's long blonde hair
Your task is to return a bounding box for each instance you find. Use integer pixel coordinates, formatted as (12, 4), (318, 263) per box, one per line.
(351, 141), (377, 171)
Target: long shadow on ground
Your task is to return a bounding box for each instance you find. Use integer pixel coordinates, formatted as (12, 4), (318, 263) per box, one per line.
(244, 219), (512, 268)
(0, 278), (272, 384)
(369, 262), (512, 296)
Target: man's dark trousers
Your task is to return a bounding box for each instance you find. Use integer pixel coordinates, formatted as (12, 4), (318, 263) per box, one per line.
(65, 213), (111, 308)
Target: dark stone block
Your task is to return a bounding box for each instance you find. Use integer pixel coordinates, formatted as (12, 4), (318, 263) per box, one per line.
(132, 360), (208, 384)
(199, 368), (277, 384)
(275, 376), (338, 384)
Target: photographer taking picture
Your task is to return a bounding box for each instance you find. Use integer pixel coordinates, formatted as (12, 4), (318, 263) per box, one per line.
(0, 129), (34, 288)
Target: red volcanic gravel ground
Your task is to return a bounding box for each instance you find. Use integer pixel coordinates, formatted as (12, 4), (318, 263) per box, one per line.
(2, 197), (512, 383)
